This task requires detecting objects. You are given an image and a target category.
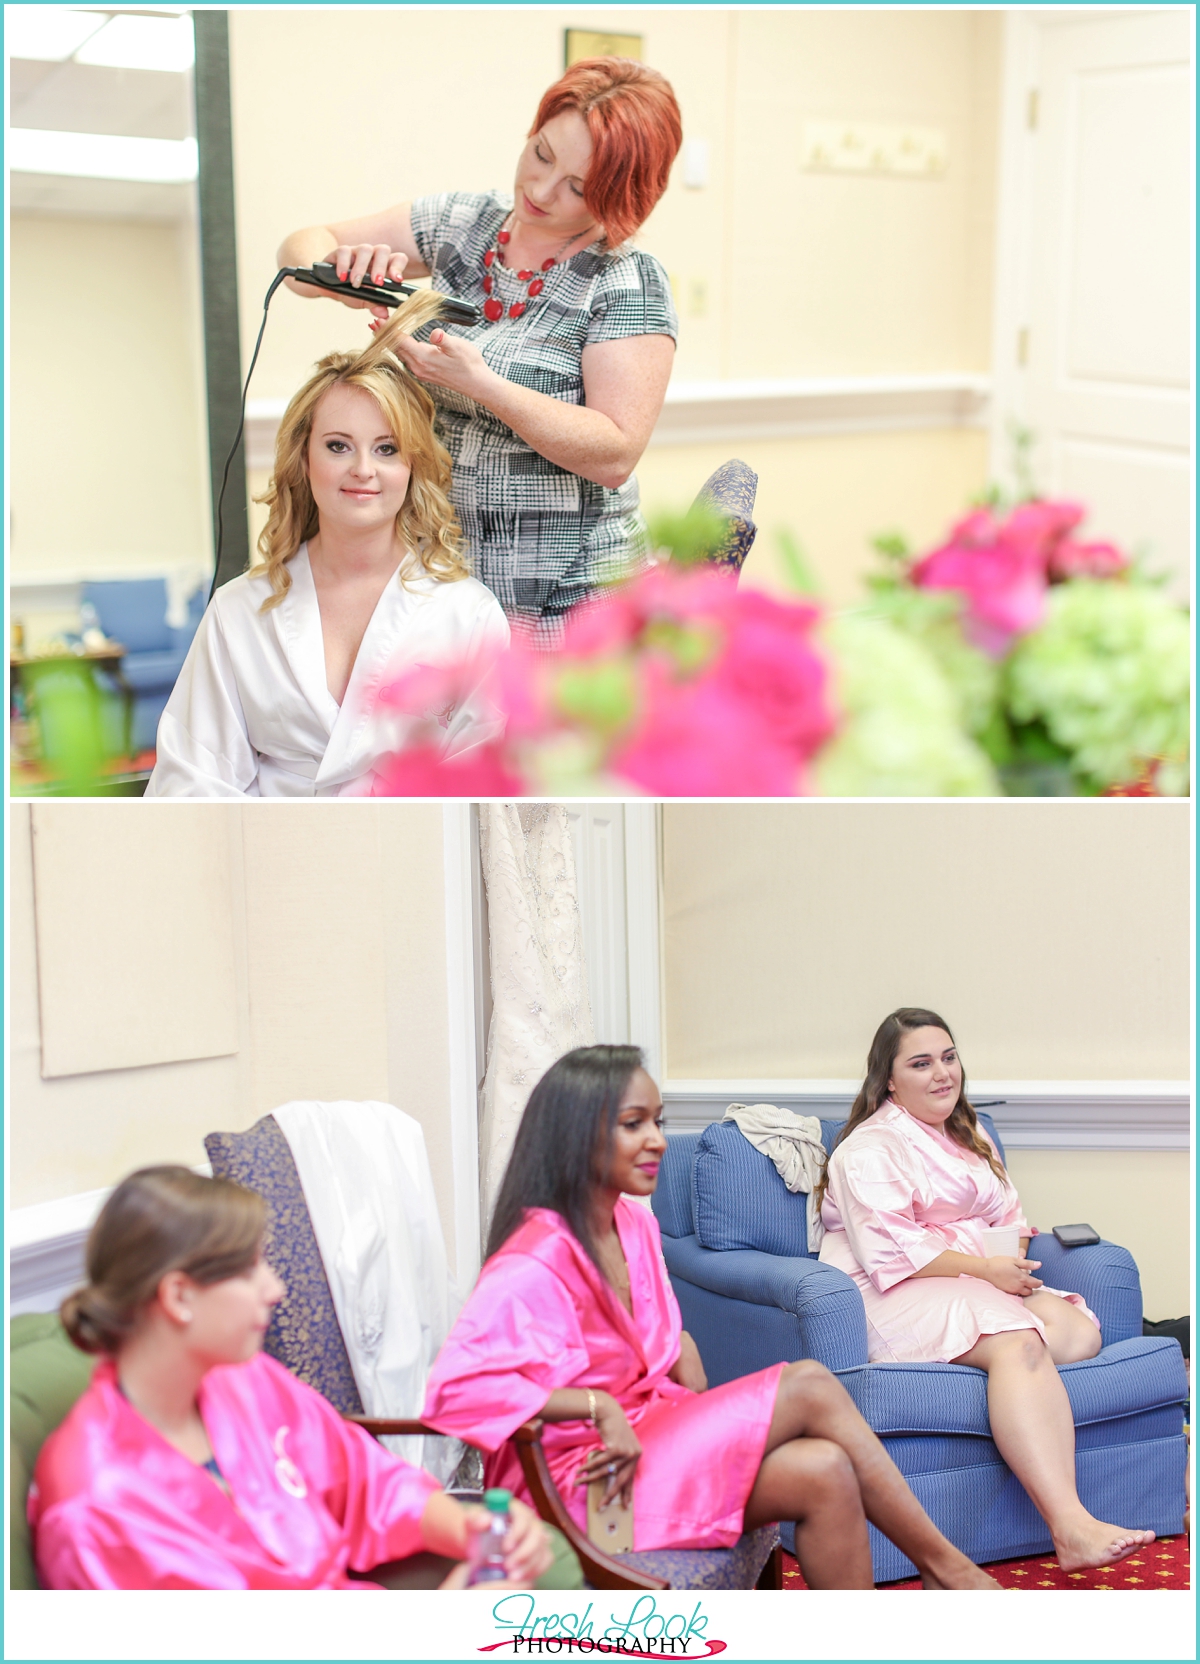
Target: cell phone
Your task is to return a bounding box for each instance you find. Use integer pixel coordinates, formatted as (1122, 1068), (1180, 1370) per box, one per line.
(1052, 1223), (1101, 1248)
(587, 1477), (634, 1553)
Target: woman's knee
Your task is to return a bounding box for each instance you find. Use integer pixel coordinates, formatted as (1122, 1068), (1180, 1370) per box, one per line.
(780, 1358), (841, 1408)
(788, 1436), (857, 1502)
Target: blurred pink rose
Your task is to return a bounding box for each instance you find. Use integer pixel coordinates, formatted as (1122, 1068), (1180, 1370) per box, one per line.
(370, 742), (525, 797)
(370, 563), (836, 797)
(1047, 538), (1129, 582)
(910, 506), (1048, 655)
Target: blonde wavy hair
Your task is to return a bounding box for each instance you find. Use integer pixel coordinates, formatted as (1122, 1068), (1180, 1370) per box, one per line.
(253, 290), (468, 610)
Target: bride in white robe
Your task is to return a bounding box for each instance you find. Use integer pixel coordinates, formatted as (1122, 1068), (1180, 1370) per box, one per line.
(146, 292), (509, 799)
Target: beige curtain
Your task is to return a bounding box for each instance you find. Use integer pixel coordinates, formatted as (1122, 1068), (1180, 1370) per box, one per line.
(478, 804), (595, 1229)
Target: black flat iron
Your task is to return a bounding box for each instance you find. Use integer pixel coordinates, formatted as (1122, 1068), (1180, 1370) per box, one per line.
(287, 262), (480, 326)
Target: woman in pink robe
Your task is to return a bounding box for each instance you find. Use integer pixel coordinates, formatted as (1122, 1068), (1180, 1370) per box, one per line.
(424, 1044), (1002, 1589)
(30, 1166), (551, 1590)
(816, 1007), (1157, 1574)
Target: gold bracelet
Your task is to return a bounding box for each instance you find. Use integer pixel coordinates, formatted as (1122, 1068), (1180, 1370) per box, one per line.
(586, 1389), (598, 1428)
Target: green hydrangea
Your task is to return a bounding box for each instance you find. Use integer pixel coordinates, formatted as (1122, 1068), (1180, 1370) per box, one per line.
(1006, 580), (1190, 791)
(862, 583), (1001, 739)
(815, 613), (999, 797)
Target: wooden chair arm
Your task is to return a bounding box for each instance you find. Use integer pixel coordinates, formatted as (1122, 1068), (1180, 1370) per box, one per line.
(345, 1415), (437, 1438)
(343, 1414), (667, 1590)
(512, 1419), (667, 1592)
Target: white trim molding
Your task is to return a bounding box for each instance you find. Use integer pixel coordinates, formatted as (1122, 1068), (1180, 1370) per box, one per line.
(623, 804), (663, 1083)
(662, 1080), (1190, 1152)
(10, 1166), (212, 1318)
(441, 803), (482, 1290)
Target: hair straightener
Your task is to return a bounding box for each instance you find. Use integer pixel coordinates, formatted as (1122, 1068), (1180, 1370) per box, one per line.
(210, 267), (480, 599)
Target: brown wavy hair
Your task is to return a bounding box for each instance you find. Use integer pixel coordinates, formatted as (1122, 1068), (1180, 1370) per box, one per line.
(61, 1167), (266, 1355)
(253, 289), (468, 610)
(814, 1007), (1007, 1212)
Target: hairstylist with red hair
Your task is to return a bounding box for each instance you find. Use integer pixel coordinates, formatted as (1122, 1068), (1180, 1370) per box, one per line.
(278, 59), (682, 642)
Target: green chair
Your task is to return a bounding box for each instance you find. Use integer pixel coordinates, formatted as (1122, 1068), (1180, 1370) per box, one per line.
(9, 1314), (97, 1590)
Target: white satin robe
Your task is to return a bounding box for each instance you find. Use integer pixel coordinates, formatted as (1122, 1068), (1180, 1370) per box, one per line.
(819, 1101), (1098, 1363)
(145, 546), (509, 797)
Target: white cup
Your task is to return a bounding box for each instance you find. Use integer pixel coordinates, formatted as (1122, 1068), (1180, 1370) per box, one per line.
(980, 1226), (1021, 1259)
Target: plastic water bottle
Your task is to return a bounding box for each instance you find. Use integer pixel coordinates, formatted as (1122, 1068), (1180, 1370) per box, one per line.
(466, 1488), (512, 1586)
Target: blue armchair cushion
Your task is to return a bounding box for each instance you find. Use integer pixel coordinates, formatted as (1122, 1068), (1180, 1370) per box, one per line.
(836, 1336), (1187, 1441)
(691, 1119), (842, 1258)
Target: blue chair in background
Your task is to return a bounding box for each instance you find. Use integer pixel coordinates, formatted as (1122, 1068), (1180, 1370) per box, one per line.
(82, 579), (204, 754)
(654, 1117), (1188, 1582)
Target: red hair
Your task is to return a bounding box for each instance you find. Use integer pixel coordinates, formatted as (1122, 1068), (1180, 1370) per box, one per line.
(531, 58), (682, 247)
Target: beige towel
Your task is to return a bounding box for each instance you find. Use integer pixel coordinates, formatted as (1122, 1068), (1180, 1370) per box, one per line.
(723, 1102), (828, 1250)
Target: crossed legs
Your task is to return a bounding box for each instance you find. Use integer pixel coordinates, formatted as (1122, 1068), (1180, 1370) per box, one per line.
(952, 1296), (1155, 1572)
(741, 1360), (1000, 1589)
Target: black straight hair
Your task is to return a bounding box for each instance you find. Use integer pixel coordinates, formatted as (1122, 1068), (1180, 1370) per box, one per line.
(485, 1043), (646, 1267)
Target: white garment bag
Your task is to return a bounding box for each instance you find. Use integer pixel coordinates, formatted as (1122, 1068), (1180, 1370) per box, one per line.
(272, 1100), (462, 1481)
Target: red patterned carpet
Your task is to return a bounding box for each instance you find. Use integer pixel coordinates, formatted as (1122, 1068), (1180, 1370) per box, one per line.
(782, 1534), (1190, 1590)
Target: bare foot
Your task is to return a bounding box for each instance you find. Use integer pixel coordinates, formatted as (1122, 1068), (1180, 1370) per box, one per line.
(1053, 1520), (1156, 1573)
(920, 1557), (1002, 1589)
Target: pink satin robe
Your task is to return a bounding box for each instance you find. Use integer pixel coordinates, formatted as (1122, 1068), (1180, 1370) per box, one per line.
(818, 1100), (1098, 1363)
(422, 1201), (784, 1551)
(30, 1352), (440, 1588)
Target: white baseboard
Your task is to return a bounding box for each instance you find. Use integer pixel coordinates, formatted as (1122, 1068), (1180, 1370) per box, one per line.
(9, 1166), (211, 1317)
(662, 1080), (1191, 1151)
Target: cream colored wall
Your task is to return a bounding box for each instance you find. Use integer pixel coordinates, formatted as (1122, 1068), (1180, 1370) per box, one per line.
(1006, 1151), (1191, 1321)
(228, 7), (1001, 594)
(638, 428), (992, 607)
(661, 801), (1190, 1080)
(9, 802), (460, 1269)
(8, 215), (210, 594)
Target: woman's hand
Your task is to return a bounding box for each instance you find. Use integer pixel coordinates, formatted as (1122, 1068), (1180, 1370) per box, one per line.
(667, 1331), (707, 1393)
(501, 1497), (553, 1585)
(288, 243), (409, 318)
(574, 1392), (641, 1509)
(436, 1497), (552, 1590)
(982, 1255), (1044, 1297)
(386, 328), (495, 402)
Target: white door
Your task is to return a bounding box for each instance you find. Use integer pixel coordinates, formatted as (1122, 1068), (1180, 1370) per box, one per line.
(993, 8), (1192, 594)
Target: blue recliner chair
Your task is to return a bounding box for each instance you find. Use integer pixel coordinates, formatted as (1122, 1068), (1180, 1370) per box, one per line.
(82, 579), (205, 754)
(654, 1118), (1188, 1582)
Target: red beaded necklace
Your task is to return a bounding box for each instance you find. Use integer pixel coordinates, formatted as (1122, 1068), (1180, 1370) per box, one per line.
(481, 214), (596, 323)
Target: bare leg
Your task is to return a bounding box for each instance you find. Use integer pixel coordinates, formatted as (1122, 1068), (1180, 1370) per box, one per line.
(744, 1438), (874, 1589)
(1023, 1291), (1102, 1364)
(742, 1360), (1000, 1589)
(953, 1326), (1155, 1571)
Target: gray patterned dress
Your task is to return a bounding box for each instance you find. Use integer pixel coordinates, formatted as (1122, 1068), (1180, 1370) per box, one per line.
(409, 191), (678, 640)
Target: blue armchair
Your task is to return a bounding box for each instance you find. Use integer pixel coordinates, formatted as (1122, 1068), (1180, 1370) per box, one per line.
(82, 579), (204, 753)
(654, 1119), (1188, 1582)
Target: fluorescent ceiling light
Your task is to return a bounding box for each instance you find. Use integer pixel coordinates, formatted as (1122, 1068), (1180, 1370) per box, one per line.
(75, 13), (194, 73)
(9, 129), (198, 183)
(4, 7), (109, 62)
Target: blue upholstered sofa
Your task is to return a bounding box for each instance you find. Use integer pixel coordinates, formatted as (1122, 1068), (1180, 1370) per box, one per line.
(82, 578), (204, 753)
(653, 1119), (1189, 1581)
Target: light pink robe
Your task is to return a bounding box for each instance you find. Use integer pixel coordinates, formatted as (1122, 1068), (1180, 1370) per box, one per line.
(818, 1101), (1098, 1363)
(30, 1352), (439, 1588)
(422, 1201), (784, 1551)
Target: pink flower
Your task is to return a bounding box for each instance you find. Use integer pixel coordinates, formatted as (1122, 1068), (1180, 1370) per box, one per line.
(1047, 538), (1129, 582)
(715, 589), (835, 756)
(1006, 499), (1085, 563)
(371, 742), (525, 797)
(611, 664), (805, 796)
(910, 508), (1048, 656)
